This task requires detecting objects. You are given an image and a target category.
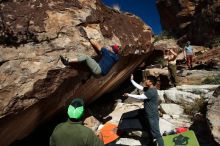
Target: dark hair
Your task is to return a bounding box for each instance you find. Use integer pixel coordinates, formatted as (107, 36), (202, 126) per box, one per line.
(70, 98), (84, 107)
(69, 118), (82, 122)
(146, 75), (157, 86)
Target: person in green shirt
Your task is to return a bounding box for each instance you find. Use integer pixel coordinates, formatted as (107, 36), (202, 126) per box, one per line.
(50, 98), (104, 146)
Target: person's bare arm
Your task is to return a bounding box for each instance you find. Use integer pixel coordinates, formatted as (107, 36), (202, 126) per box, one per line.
(166, 49), (177, 61)
(90, 40), (102, 52)
(192, 48), (195, 56)
(183, 47), (186, 58)
(170, 49), (177, 57)
(164, 54), (169, 60)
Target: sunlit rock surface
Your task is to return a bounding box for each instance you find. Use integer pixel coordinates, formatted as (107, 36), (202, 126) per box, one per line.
(0, 0), (153, 145)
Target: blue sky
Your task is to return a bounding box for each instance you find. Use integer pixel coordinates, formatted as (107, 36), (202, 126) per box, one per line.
(102, 0), (162, 35)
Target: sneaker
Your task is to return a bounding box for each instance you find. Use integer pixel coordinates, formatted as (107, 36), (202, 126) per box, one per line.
(60, 55), (69, 66)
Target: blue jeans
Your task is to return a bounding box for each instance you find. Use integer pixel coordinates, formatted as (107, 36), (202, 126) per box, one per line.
(147, 116), (164, 146)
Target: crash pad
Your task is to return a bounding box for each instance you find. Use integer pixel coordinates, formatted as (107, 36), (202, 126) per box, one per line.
(117, 109), (148, 132)
(100, 123), (119, 144)
(158, 130), (200, 146)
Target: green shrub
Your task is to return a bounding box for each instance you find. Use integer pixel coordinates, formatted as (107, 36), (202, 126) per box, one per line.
(153, 30), (176, 43)
(154, 56), (166, 67)
(205, 36), (220, 48)
(181, 98), (205, 116)
(211, 36), (220, 47)
(202, 74), (220, 84)
(161, 30), (175, 39)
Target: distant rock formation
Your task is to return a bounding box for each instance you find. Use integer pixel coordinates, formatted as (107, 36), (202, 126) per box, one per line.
(0, 0), (153, 145)
(156, 0), (220, 45)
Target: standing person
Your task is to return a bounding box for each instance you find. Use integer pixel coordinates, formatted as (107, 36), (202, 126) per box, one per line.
(123, 75), (164, 146)
(50, 98), (104, 146)
(184, 41), (194, 69)
(60, 39), (120, 75)
(164, 48), (178, 87)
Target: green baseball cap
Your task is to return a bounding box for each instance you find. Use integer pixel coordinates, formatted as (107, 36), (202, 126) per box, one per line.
(67, 98), (84, 119)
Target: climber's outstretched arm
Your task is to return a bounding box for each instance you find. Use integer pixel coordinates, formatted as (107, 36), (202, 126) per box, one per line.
(90, 40), (102, 54)
(123, 93), (147, 100)
(130, 74), (144, 90)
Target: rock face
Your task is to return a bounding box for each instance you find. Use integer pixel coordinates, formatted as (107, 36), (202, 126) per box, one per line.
(207, 87), (220, 144)
(0, 0), (153, 146)
(213, 86), (220, 97)
(156, 0), (220, 45)
(154, 39), (179, 51)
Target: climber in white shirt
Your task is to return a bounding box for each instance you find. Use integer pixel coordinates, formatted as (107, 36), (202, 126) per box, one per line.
(124, 74), (148, 99)
(123, 74), (164, 146)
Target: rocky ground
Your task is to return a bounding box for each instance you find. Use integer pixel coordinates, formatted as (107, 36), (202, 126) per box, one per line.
(84, 46), (220, 146)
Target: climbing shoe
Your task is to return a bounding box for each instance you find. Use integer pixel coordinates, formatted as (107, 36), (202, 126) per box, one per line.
(60, 55), (69, 66)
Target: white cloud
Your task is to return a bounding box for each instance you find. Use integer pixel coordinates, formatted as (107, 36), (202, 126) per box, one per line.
(112, 3), (120, 11)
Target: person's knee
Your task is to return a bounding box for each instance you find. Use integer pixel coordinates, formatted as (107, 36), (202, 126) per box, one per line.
(154, 133), (162, 139)
(76, 54), (89, 61)
(81, 54), (89, 59)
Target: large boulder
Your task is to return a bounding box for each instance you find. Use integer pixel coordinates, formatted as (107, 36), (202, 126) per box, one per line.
(164, 88), (201, 103)
(156, 0), (220, 45)
(160, 103), (184, 115)
(213, 86), (220, 97)
(154, 39), (179, 51)
(207, 87), (220, 144)
(177, 85), (219, 94)
(0, 0), (153, 145)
